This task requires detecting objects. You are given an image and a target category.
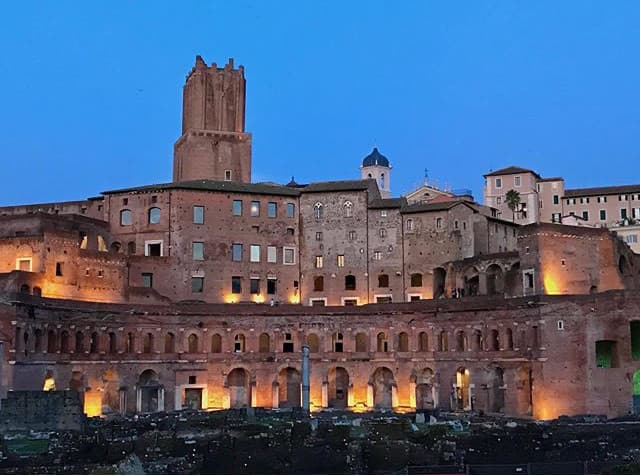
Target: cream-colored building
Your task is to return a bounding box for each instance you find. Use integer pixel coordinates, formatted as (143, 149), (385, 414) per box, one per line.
(483, 166), (640, 244)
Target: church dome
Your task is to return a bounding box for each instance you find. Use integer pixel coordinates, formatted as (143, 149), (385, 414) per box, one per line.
(362, 147), (390, 168)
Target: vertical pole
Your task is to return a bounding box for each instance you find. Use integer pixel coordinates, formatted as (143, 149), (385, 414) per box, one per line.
(301, 345), (310, 413)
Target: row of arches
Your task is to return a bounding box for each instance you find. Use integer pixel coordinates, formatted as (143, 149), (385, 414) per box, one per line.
(51, 364), (521, 415)
(15, 324), (541, 357)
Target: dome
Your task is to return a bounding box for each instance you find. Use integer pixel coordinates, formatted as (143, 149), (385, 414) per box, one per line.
(362, 147), (390, 168)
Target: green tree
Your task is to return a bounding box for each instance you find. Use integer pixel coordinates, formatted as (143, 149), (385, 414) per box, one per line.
(505, 189), (521, 222)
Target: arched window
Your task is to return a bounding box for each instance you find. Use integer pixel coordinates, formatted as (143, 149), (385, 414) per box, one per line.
(356, 332), (368, 352)
(313, 276), (324, 292)
(438, 331), (448, 351)
(398, 332), (409, 352)
(188, 333), (199, 353)
(75, 331), (84, 353)
(379, 228), (387, 238)
(143, 333), (154, 353)
(110, 242), (121, 253)
(47, 330), (57, 353)
(380, 173), (385, 189)
(406, 218), (414, 231)
(473, 330), (483, 351)
(33, 286), (42, 297)
(418, 331), (429, 352)
(377, 332), (389, 352)
(90, 332), (98, 353)
(126, 332), (135, 353)
(343, 201), (353, 218)
(259, 333), (270, 353)
(333, 332), (344, 352)
(345, 275), (356, 291)
(34, 329), (43, 353)
(127, 241), (136, 255)
(120, 209), (132, 226)
(60, 331), (70, 353)
(108, 332), (117, 353)
(456, 331), (467, 352)
(211, 333), (222, 353)
(20, 284), (30, 294)
(234, 334), (245, 353)
(505, 328), (514, 350)
(165, 332), (175, 353)
(97, 235), (108, 252)
(314, 202), (324, 220)
(378, 274), (389, 288)
(411, 273), (423, 287)
(148, 207), (161, 224)
(490, 329), (500, 351)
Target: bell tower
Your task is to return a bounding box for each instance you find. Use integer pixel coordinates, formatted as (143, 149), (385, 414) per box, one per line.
(173, 56), (252, 183)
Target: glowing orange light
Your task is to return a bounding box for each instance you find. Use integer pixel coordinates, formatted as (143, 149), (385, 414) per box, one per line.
(83, 390), (102, 417)
(252, 294), (264, 304)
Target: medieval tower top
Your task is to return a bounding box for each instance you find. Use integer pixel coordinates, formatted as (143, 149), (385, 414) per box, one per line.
(173, 56), (252, 183)
(360, 147), (391, 198)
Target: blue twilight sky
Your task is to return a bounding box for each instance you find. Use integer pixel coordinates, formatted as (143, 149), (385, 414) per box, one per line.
(1, 1), (640, 205)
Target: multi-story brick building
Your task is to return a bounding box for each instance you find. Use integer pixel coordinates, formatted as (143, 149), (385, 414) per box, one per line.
(0, 55), (639, 421)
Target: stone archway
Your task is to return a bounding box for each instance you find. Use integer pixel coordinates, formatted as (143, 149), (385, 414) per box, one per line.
(228, 368), (251, 408)
(328, 367), (349, 408)
(486, 264), (504, 295)
(371, 367), (395, 409)
(415, 368), (436, 410)
(433, 267), (447, 299)
(137, 369), (163, 413)
(489, 367), (505, 413)
(454, 367), (471, 411)
(102, 369), (121, 414)
(278, 367), (301, 408)
(464, 267), (480, 296)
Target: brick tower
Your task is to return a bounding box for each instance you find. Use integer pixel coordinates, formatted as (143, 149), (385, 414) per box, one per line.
(173, 56), (252, 183)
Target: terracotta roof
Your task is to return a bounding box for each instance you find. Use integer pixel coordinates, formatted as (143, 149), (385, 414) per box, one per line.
(368, 198), (406, 209)
(564, 184), (640, 198)
(484, 166), (540, 179)
(102, 180), (301, 196)
(301, 179), (379, 194)
(401, 200), (476, 214)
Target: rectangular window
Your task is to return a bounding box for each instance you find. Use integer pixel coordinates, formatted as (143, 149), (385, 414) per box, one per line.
(381, 210), (388, 217)
(436, 217), (443, 229)
(373, 251), (382, 260)
(267, 278), (277, 295)
(232, 200), (242, 216)
(514, 176), (521, 187)
(193, 206), (204, 224)
(192, 242), (204, 260)
(231, 276), (242, 294)
(142, 273), (153, 288)
(621, 208), (628, 219)
(251, 201), (260, 217)
(55, 262), (64, 276)
(250, 278), (260, 294)
(627, 234), (638, 244)
(250, 245), (260, 262)
(582, 211), (589, 221)
(595, 340), (618, 368)
(315, 256), (323, 269)
(348, 230), (356, 241)
(145, 241), (162, 257)
(337, 255), (345, 267)
(286, 203), (295, 218)
(224, 170), (232, 181)
(191, 277), (204, 293)
(267, 246), (277, 263)
(311, 298), (326, 307)
(232, 243), (243, 262)
(495, 178), (502, 188)
(496, 197), (502, 205)
(600, 210), (607, 221)
(631, 322), (640, 360)
(316, 231), (323, 241)
(633, 208), (640, 219)
(283, 247), (296, 265)
(553, 195), (559, 205)
(267, 202), (277, 218)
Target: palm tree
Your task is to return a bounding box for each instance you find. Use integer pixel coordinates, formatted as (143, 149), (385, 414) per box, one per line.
(505, 189), (521, 222)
